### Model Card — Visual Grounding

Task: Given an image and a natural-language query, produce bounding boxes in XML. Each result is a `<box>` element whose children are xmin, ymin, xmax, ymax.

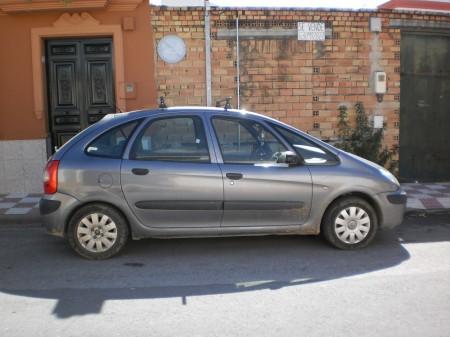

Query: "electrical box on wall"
<box><xmin>373</xmin><ymin>115</ymin><xmax>384</xmax><ymax>129</ymax></box>
<box><xmin>374</xmin><ymin>71</ymin><xmax>387</xmax><ymax>94</ymax></box>
<box><xmin>123</xmin><ymin>82</ymin><xmax>136</xmax><ymax>99</ymax></box>
<box><xmin>370</xmin><ymin>17</ymin><xmax>382</xmax><ymax>32</ymax></box>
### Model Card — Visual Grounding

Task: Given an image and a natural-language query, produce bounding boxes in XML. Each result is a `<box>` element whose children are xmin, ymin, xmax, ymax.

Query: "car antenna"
<box><xmin>215</xmin><ymin>96</ymin><xmax>232</xmax><ymax>110</ymax></box>
<box><xmin>159</xmin><ymin>96</ymin><xmax>168</xmax><ymax>109</ymax></box>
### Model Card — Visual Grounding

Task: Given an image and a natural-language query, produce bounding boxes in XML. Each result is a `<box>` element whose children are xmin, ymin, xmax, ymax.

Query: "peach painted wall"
<box><xmin>0</xmin><ymin>0</ymin><xmax>156</xmax><ymax>141</ymax></box>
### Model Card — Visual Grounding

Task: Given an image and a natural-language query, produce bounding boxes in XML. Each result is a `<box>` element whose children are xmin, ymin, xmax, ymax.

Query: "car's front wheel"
<box><xmin>321</xmin><ymin>197</ymin><xmax>378</xmax><ymax>249</ymax></box>
<box><xmin>67</xmin><ymin>204</ymin><xmax>129</xmax><ymax>259</ymax></box>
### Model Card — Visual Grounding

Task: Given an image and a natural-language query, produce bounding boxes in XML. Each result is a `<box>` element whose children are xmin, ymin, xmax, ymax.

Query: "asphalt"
<box><xmin>0</xmin><ymin>214</ymin><xmax>42</xmax><ymax>226</ymax></box>
<box><xmin>1</xmin><ymin>213</ymin><xmax>450</xmax><ymax>336</ymax></box>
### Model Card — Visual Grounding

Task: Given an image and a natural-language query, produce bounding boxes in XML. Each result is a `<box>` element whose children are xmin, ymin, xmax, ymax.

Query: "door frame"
<box><xmin>30</xmin><ymin>12</ymin><xmax>125</xmax><ymax>126</ymax></box>
<box><xmin>121</xmin><ymin>111</ymin><xmax>224</xmax><ymax>228</ymax></box>
<box><xmin>205</xmin><ymin>113</ymin><xmax>313</xmax><ymax>227</ymax></box>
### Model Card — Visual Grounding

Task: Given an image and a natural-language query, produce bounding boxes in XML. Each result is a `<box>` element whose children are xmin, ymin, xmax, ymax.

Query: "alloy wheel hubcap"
<box><xmin>334</xmin><ymin>206</ymin><xmax>371</xmax><ymax>244</ymax></box>
<box><xmin>77</xmin><ymin>213</ymin><xmax>118</xmax><ymax>253</ymax></box>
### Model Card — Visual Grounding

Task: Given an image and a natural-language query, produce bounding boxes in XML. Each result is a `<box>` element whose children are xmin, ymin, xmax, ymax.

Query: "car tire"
<box><xmin>67</xmin><ymin>204</ymin><xmax>129</xmax><ymax>259</ymax></box>
<box><xmin>321</xmin><ymin>197</ymin><xmax>378</xmax><ymax>250</ymax></box>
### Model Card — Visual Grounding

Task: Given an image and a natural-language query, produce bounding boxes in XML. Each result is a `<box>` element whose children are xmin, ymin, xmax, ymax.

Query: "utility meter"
<box><xmin>374</xmin><ymin>71</ymin><xmax>387</xmax><ymax>94</ymax></box>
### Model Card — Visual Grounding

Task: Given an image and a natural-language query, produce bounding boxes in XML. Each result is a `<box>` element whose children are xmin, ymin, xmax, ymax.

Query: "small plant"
<box><xmin>336</xmin><ymin>105</ymin><xmax>352</xmax><ymax>152</ymax></box>
<box><xmin>335</xmin><ymin>102</ymin><xmax>397</xmax><ymax>172</ymax></box>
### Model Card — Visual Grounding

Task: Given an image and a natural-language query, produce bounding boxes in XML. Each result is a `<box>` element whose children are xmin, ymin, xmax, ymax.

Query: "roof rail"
<box><xmin>158</xmin><ymin>96</ymin><xmax>168</xmax><ymax>109</ymax></box>
<box><xmin>215</xmin><ymin>96</ymin><xmax>232</xmax><ymax>110</ymax></box>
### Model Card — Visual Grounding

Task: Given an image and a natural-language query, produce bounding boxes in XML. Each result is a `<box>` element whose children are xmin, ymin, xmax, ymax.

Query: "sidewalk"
<box><xmin>0</xmin><ymin>193</ymin><xmax>41</xmax><ymax>225</ymax></box>
<box><xmin>1</xmin><ymin>183</ymin><xmax>450</xmax><ymax>225</ymax></box>
<box><xmin>402</xmin><ymin>182</ymin><xmax>450</xmax><ymax>211</ymax></box>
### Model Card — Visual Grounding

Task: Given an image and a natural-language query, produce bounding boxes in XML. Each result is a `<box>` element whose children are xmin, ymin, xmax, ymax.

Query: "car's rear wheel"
<box><xmin>321</xmin><ymin>197</ymin><xmax>378</xmax><ymax>249</ymax></box>
<box><xmin>67</xmin><ymin>204</ymin><xmax>129</xmax><ymax>259</ymax></box>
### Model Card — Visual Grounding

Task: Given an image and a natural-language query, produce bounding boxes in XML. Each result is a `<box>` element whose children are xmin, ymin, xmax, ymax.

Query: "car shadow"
<box><xmin>7</xmin><ymin>216</ymin><xmax>445</xmax><ymax>319</ymax></box>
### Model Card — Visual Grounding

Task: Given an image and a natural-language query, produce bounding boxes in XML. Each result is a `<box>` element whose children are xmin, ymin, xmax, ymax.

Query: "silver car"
<box><xmin>40</xmin><ymin>107</ymin><xmax>406</xmax><ymax>259</ymax></box>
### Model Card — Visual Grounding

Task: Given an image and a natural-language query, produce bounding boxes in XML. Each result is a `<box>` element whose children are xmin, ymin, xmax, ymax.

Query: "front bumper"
<box><xmin>374</xmin><ymin>188</ymin><xmax>407</xmax><ymax>229</ymax></box>
<box><xmin>39</xmin><ymin>192</ymin><xmax>81</xmax><ymax>238</ymax></box>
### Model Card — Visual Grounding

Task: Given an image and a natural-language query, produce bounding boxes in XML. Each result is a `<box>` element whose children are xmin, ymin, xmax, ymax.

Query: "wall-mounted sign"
<box><xmin>157</xmin><ymin>35</ymin><xmax>186</xmax><ymax>64</ymax></box>
<box><xmin>297</xmin><ymin>22</ymin><xmax>325</xmax><ymax>41</ymax></box>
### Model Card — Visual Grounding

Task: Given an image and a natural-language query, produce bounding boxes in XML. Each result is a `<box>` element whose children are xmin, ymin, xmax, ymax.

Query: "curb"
<box><xmin>405</xmin><ymin>208</ymin><xmax>450</xmax><ymax>217</ymax></box>
<box><xmin>0</xmin><ymin>214</ymin><xmax>42</xmax><ymax>228</ymax></box>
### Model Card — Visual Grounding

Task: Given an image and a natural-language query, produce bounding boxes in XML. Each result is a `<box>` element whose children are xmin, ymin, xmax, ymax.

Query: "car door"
<box><xmin>209</xmin><ymin>115</ymin><xmax>313</xmax><ymax>227</ymax></box>
<box><xmin>121</xmin><ymin>114</ymin><xmax>223</xmax><ymax>228</ymax></box>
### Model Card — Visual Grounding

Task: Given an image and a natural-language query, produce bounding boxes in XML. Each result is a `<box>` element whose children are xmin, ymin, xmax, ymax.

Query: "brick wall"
<box><xmin>151</xmin><ymin>7</ymin><xmax>450</xmax><ymax>162</ymax></box>
<box><xmin>151</xmin><ymin>9</ymin><xmax>207</xmax><ymax>106</ymax></box>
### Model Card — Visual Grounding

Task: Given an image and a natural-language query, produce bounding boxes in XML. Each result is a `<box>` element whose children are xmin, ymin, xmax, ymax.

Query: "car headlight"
<box><xmin>379</xmin><ymin>167</ymin><xmax>400</xmax><ymax>187</ymax></box>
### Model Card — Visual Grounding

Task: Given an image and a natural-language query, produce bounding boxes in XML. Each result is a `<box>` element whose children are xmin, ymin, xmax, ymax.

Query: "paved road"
<box><xmin>1</xmin><ymin>214</ymin><xmax>450</xmax><ymax>337</ymax></box>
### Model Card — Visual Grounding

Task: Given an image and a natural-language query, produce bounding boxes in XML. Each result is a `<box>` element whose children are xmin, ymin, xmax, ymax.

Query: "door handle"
<box><xmin>226</xmin><ymin>172</ymin><xmax>243</xmax><ymax>180</ymax></box>
<box><xmin>132</xmin><ymin>168</ymin><xmax>149</xmax><ymax>176</ymax></box>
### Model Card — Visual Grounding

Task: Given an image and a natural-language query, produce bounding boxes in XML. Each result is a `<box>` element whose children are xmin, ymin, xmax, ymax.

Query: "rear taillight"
<box><xmin>43</xmin><ymin>160</ymin><xmax>59</xmax><ymax>194</ymax></box>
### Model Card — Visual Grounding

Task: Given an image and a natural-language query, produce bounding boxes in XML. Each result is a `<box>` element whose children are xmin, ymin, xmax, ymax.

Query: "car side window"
<box><xmin>131</xmin><ymin>116</ymin><xmax>210</xmax><ymax>163</ymax></box>
<box><xmin>86</xmin><ymin>120</ymin><xmax>140</xmax><ymax>158</ymax></box>
<box><xmin>212</xmin><ymin>117</ymin><xmax>287</xmax><ymax>164</ymax></box>
<box><xmin>272</xmin><ymin>124</ymin><xmax>339</xmax><ymax>165</ymax></box>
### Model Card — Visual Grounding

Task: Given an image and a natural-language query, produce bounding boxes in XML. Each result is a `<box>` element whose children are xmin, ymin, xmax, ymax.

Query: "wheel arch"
<box><xmin>64</xmin><ymin>201</ymin><xmax>131</xmax><ymax>237</ymax></box>
<box><xmin>319</xmin><ymin>191</ymin><xmax>382</xmax><ymax>232</ymax></box>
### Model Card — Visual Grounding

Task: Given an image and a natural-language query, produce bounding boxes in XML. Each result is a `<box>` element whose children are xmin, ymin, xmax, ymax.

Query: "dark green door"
<box><xmin>46</xmin><ymin>38</ymin><xmax>115</xmax><ymax>150</ymax></box>
<box><xmin>400</xmin><ymin>33</ymin><xmax>450</xmax><ymax>182</ymax></box>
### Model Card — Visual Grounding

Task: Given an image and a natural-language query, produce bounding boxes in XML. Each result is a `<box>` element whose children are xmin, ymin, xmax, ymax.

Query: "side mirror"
<box><xmin>277</xmin><ymin>151</ymin><xmax>302</xmax><ymax>167</ymax></box>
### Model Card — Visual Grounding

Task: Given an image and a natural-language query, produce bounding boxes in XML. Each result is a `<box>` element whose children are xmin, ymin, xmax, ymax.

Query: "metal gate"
<box><xmin>46</xmin><ymin>38</ymin><xmax>116</xmax><ymax>150</ymax></box>
<box><xmin>400</xmin><ymin>33</ymin><xmax>450</xmax><ymax>182</ymax></box>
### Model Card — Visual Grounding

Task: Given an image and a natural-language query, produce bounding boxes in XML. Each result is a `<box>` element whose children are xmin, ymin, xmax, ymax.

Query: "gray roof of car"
<box><xmin>105</xmin><ymin>106</ymin><xmax>265</xmax><ymax>121</ymax></box>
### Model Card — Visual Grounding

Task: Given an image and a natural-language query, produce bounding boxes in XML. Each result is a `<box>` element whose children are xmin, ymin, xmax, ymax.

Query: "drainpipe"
<box><xmin>204</xmin><ymin>0</ymin><xmax>212</xmax><ymax>106</ymax></box>
<box><xmin>236</xmin><ymin>16</ymin><xmax>240</xmax><ymax>109</ymax></box>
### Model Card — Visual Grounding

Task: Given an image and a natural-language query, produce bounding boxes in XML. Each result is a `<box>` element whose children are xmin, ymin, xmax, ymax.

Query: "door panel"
<box><xmin>210</xmin><ymin>116</ymin><xmax>312</xmax><ymax>227</ymax></box>
<box><xmin>46</xmin><ymin>38</ymin><xmax>115</xmax><ymax>150</ymax></box>
<box><xmin>400</xmin><ymin>33</ymin><xmax>450</xmax><ymax>181</ymax></box>
<box><xmin>88</xmin><ymin>62</ymin><xmax>109</xmax><ymax>105</ymax></box>
<box><xmin>84</xmin><ymin>41</ymin><xmax>116</xmax><ymax>124</ymax></box>
<box><xmin>55</xmin><ymin>63</ymin><xmax>77</xmax><ymax>106</ymax></box>
<box><xmin>220</xmin><ymin>164</ymin><xmax>312</xmax><ymax>227</ymax></box>
<box><xmin>47</xmin><ymin>41</ymin><xmax>83</xmax><ymax>148</ymax></box>
<box><xmin>121</xmin><ymin>161</ymin><xmax>223</xmax><ymax>228</ymax></box>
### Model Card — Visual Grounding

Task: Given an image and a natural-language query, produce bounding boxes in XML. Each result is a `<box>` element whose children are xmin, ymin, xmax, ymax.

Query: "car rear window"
<box><xmin>86</xmin><ymin>120</ymin><xmax>140</xmax><ymax>158</ymax></box>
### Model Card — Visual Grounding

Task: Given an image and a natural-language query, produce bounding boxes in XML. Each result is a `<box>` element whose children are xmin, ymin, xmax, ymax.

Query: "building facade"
<box><xmin>0</xmin><ymin>1</ymin><xmax>449</xmax><ymax>193</ymax></box>
<box><xmin>0</xmin><ymin>0</ymin><xmax>157</xmax><ymax>193</ymax></box>
<box><xmin>151</xmin><ymin>4</ymin><xmax>450</xmax><ymax>182</ymax></box>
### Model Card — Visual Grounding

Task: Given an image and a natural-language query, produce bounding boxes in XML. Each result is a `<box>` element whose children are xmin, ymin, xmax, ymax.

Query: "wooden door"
<box><xmin>46</xmin><ymin>38</ymin><xmax>115</xmax><ymax>150</ymax></box>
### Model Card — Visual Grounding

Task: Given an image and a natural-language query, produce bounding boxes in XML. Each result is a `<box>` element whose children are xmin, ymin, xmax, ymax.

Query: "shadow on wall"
<box><xmin>1</xmin><ymin>214</ymin><xmax>449</xmax><ymax>319</ymax></box>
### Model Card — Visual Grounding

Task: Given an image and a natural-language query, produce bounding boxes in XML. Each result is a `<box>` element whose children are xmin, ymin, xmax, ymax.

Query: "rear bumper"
<box><xmin>375</xmin><ymin>188</ymin><xmax>407</xmax><ymax>229</ymax></box>
<box><xmin>40</xmin><ymin>192</ymin><xmax>81</xmax><ymax>238</ymax></box>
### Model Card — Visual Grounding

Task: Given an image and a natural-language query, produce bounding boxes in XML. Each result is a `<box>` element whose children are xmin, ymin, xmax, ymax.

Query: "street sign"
<box><xmin>297</xmin><ymin>22</ymin><xmax>325</xmax><ymax>41</ymax></box>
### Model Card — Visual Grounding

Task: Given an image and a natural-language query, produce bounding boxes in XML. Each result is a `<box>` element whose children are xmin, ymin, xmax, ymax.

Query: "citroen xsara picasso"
<box><xmin>40</xmin><ymin>107</ymin><xmax>406</xmax><ymax>259</ymax></box>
